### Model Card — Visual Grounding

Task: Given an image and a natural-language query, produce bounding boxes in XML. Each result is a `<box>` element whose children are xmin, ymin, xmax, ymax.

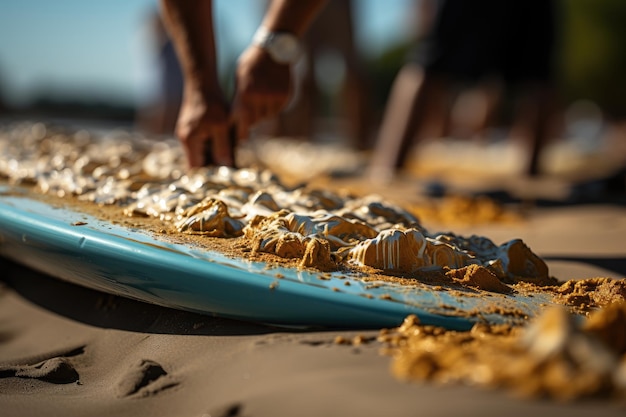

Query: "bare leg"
<box><xmin>341</xmin><ymin>56</ymin><xmax>371</xmax><ymax>150</ymax></box>
<box><xmin>510</xmin><ymin>83</ymin><xmax>556</xmax><ymax>176</ymax></box>
<box><xmin>450</xmin><ymin>79</ymin><xmax>502</xmax><ymax>140</ymax></box>
<box><xmin>369</xmin><ymin>64</ymin><xmax>447</xmax><ymax>180</ymax></box>
<box><xmin>274</xmin><ymin>0</ymin><xmax>371</xmax><ymax>146</ymax></box>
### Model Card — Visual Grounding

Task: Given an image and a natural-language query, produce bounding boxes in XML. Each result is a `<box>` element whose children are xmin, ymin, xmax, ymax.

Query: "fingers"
<box><xmin>232</xmin><ymin>96</ymin><xmax>286</xmax><ymax>142</ymax></box>
<box><xmin>209</xmin><ymin>125</ymin><xmax>233</xmax><ymax>166</ymax></box>
<box><xmin>182</xmin><ymin>92</ymin><xmax>284</xmax><ymax>168</ymax></box>
<box><xmin>181</xmin><ymin>126</ymin><xmax>233</xmax><ymax>168</ymax></box>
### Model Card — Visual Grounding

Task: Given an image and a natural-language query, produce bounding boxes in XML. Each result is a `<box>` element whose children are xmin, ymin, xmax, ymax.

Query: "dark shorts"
<box><xmin>413</xmin><ymin>0</ymin><xmax>557</xmax><ymax>84</ymax></box>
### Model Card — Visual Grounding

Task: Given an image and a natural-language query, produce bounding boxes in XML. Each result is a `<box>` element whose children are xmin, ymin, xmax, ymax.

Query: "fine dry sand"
<box><xmin>1</xmin><ymin>158</ymin><xmax>626</xmax><ymax>416</ymax></box>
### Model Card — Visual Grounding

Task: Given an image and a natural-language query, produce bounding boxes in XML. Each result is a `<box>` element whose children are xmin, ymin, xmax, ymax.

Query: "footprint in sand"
<box><xmin>116</xmin><ymin>359</ymin><xmax>179</xmax><ymax>398</ymax></box>
<box><xmin>0</xmin><ymin>346</ymin><xmax>84</xmax><ymax>384</ymax></box>
<box><xmin>0</xmin><ymin>357</ymin><xmax>79</xmax><ymax>384</ymax></box>
<box><xmin>204</xmin><ymin>402</ymin><xmax>246</xmax><ymax>417</ymax></box>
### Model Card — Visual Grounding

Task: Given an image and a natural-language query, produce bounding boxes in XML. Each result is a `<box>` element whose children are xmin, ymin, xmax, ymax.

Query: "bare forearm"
<box><xmin>159</xmin><ymin>0</ymin><xmax>231</xmax><ymax>168</ymax></box>
<box><xmin>159</xmin><ymin>0</ymin><xmax>219</xmax><ymax>93</ymax></box>
<box><xmin>261</xmin><ymin>0</ymin><xmax>328</xmax><ymax>35</ymax></box>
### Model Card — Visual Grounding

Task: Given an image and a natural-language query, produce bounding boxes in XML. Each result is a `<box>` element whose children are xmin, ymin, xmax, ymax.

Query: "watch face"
<box><xmin>271</xmin><ymin>34</ymin><xmax>301</xmax><ymax>64</ymax></box>
<box><xmin>253</xmin><ymin>27</ymin><xmax>302</xmax><ymax>64</ymax></box>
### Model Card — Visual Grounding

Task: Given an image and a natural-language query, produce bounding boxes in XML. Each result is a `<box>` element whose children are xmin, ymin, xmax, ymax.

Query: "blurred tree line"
<box><xmin>560</xmin><ymin>0</ymin><xmax>626</xmax><ymax>120</ymax></box>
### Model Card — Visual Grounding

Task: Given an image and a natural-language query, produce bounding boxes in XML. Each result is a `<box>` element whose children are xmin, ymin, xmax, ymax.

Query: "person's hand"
<box><xmin>176</xmin><ymin>87</ymin><xmax>232</xmax><ymax>167</ymax></box>
<box><xmin>232</xmin><ymin>46</ymin><xmax>292</xmax><ymax>140</ymax></box>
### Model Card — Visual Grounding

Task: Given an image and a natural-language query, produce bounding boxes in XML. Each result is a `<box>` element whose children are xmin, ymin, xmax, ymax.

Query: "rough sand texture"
<box><xmin>1</xmin><ymin>260</ymin><xmax>625</xmax><ymax>417</ymax></box>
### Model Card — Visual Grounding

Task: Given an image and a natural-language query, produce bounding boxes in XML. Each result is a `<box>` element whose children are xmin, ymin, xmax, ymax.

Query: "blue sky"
<box><xmin>0</xmin><ymin>0</ymin><xmax>415</xmax><ymax>108</ymax></box>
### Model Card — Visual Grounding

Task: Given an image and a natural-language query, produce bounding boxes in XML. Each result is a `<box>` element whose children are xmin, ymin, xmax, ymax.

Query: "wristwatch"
<box><xmin>252</xmin><ymin>26</ymin><xmax>302</xmax><ymax>65</ymax></box>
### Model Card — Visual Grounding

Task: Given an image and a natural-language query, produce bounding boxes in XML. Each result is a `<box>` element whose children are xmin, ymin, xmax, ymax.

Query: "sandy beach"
<box><xmin>1</xmin><ymin>154</ymin><xmax>625</xmax><ymax>417</ymax></box>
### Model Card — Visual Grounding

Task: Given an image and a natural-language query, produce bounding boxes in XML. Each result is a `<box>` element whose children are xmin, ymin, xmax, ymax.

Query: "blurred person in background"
<box><xmin>369</xmin><ymin>0</ymin><xmax>559</xmax><ymax>180</ymax></box>
<box><xmin>136</xmin><ymin>11</ymin><xmax>184</xmax><ymax>136</ymax></box>
<box><xmin>273</xmin><ymin>0</ymin><xmax>372</xmax><ymax>150</ymax></box>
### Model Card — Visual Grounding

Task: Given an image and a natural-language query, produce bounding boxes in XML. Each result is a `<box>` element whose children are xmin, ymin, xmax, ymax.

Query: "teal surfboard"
<box><xmin>0</xmin><ymin>185</ymin><xmax>553</xmax><ymax>329</ymax></box>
